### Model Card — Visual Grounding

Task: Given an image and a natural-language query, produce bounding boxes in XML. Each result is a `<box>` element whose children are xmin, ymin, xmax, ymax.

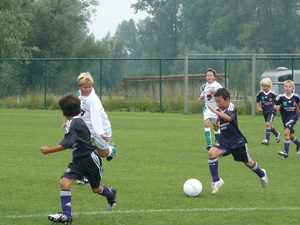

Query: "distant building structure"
<box><xmin>260</xmin><ymin>67</ymin><xmax>300</xmax><ymax>94</ymax></box>
<box><xmin>122</xmin><ymin>74</ymin><xmax>227</xmax><ymax>100</ymax></box>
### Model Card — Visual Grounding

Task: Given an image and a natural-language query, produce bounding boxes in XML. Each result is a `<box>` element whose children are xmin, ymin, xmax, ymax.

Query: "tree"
<box><xmin>21</xmin><ymin>0</ymin><xmax>100</xmax><ymax>93</ymax></box>
<box><xmin>0</xmin><ymin>0</ymin><xmax>37</xmax><ymax>58</ymax></box>
<box><xmin>132</xmin><ymin>0</ymin><xmax>182</xmax><ymax>58</ymax></box>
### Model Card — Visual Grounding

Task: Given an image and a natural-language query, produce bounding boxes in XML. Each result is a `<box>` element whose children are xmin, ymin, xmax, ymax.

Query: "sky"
<box><xmin>88</xmin><ymin>0</ymin><xmax>148</xmax><ymax>40</ymax></box>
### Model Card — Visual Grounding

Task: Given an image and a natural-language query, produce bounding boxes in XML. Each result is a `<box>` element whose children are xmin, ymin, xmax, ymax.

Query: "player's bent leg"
<box><xmin>96</xmin><ymin>148</ymin><xmax>110</xmax><ymax>158</ymax></box>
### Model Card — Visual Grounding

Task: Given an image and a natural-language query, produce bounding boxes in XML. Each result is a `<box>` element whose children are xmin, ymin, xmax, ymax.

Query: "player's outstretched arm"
<box><xmin>40</xmin><ymin>145</ymin><xmax>66</xmax><ymax>155</ymax></box>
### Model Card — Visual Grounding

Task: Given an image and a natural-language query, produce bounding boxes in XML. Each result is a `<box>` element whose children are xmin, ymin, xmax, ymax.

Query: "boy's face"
<box><xmin>205</xmin><ymin>71</ymin><xmax>215</xmax><ymax>84</ymax></box>
<box><xmin>79</xmin><ymin>83</ymin><xmax>93</xmax><ymax>96</ymax></box>
<box><xmin>261</xmin><ymin>84</ymin><xmax>270</xmax><ymax>92</ymax></box>
<box><xmin>284</xmin><ymin>83</ymin><xmax>294</xmax><ymax>95</ymax></box>
<box><xmin>215</xmin><ymin>96</ymin><xmax>230</xmax><ymax>110</ymax></box>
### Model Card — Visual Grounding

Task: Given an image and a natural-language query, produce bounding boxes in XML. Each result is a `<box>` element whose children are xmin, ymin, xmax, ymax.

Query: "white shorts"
<box><xmin>203</xmin><ymin>108</ymin><xmax>219</xmax><ymax>125</ymax></box>
<box><xmin>91</xmin><ymin>127</ymin><xmax>112</xmax><ymax>150</ymax></box>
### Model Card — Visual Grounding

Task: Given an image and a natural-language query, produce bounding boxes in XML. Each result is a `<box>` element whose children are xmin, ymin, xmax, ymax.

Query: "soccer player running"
<box><xmin>207</xmin><ymin>88</ymin><xmax>268</xmax><ymax>194</ymax></box>
<box><xmin>74</xmin><ymin>72</ymin><xmax>116</xmax><ymax>185</ymax></box>
<box><xmin>256</xmin><ymin>77</ymin><xmax>280</xmax><ymax>145</ymax></box>
<box><xmin>40</xmin><ymin>94</ymin><xmax>116</xmax><ymax>224</ymax></box>
<box><xmin>199</xmin><ymin>68</ymin><xmax>222</xmax><ymax>150</ymax></box>
<box><xmin>274</xmin><ymin>80</ymin><xmax>300</xmax><ymax>158</ymax></box>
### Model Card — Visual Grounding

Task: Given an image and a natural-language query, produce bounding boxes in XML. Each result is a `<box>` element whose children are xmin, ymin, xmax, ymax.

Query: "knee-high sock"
<box><xmin>60</xmin><ymin>190</ymin><xmax>71</xmax><ymax>217</ymax></box>
<box><xmin>205</xmin><ymin>128</ymin><xmax>212</xmax><ymax>145</ymax></box>
<box><xmin>208</xmin><ymin>158</ymin><xmax>219</xmax><ymax>182</ymax></box>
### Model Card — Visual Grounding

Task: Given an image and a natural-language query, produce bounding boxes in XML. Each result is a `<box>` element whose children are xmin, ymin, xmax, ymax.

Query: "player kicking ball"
<box><xmin>207</xmin><ymin>88</ymin><xmax>268</xmax><ymax>194</ymax></box>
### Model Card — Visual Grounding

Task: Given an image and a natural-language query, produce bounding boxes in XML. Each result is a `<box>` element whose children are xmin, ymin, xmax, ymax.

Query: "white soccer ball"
<box><xmin>183</xmin><ymin>178</ymin><xmax>202</xmax><ymax>197</ymax></box>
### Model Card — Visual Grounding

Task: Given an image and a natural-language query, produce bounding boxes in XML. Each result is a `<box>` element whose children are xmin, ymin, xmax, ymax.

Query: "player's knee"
<box><xmin>96</xmin><ymin>148</ymin><xmax>109</xmax><ymax>157</ymax></box>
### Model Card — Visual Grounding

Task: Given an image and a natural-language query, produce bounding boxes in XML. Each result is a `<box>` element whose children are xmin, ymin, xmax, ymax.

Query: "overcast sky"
<box><xmin>88</xmin><ymin>0</ymin><xmax>148</xmax><ymax>40</ymax></box>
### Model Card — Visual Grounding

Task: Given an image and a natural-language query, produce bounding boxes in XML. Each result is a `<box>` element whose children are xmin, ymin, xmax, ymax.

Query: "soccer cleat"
<box><xmin>260</xmin><ymin>169</ymin><xmax>268</xmax><ymax>188</ymax></box>
<box><xmin>76</xmin><ymin>177</ymin><xmax>90</xmax><ymax>185</ymax></box>
<box><xmin>211</xmin><ymin>178</ymin><xmax>224</xmax><ymax>195</ymax></box>
<box><xmin>296</xmin><ymin>146</ymin><xmax>300</xmax><ymax>155</ymax></box>
<box><xmin>107</xmin><ymin>143</ymin><xmax>116</xmax><ymax>161</ymax></box>
<box><xmin>278</xmin><ymin>150</ymin><xmax>288</xmax><ymax>158</ymax></box>
<box><xmin>107</xmin><ymin>187</ymin><xmax>117</xmax><ymax>210</ymax></box>
<box><xmin>206</xmin><ymin>144</ymin><xmax>212</xmax><ymax>150</ymax></box>
<box><xmin>48</xmin><ymin>212</ymin><xmax>72</xmax><ymax>224</ymax></box>
<box><xmin>275</xmin><ymin>132</ymin><xmax>280</xmax><ymax>143</ymax></box>
<box><xmin>261</xmin><ymin>140</ymin><xmax>269</xmax><ymax>145</ymax></box>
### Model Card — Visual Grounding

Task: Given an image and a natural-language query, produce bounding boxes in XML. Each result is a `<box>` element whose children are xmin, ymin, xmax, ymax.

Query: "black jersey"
<box><xmin>256</xmin><ymin>90</ymin><xmax>277</xmax><ymax>115</ymax></box>
<box><xmin>60</xmin><ymin>116</ymin><xmax>95</xmax><ymax>158</ymax></box>
<box><xmin>217</xmin><ymin>102</ymin><xmax>247</xmax><ymax>150</ymax></box>
<box><xmin>274</xmin><ymin>93</ymin><xmax>300</xmax><ymax>124</ymax></box>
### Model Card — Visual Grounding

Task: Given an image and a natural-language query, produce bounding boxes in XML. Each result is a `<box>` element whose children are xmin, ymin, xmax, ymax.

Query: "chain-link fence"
<box><xmin>1</xmin><ymin>55</ymin><xmax>300</xmax><ymax>113</ymax></box>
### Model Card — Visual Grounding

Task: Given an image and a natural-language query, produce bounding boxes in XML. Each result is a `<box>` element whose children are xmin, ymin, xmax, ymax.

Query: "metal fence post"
<box><xmin>99</xmin><ymin>59</ymin><xmax>103</xmax><ymax>100</ymax></box>
<box><xmin>44</xmin><ymin>60</ymin><xmax>48</xmax><ymax>109</ymax></box>
<box><xmin>184</xmin><ymin>54</ymin><xmax>189</xmax><ymax>114</ymax></box>
<box><xmin>251</xmin><ymin>54</ymin><xmax>256</xmax><ymax>116</ymax></box>
<box><xmin>159</xmin><ymin>59</ymin><xmax>163</xmax><ymax>113</ymax></box>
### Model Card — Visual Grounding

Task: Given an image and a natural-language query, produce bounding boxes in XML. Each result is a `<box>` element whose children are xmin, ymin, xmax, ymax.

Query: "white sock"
<box><xmin>108</xmin><ymin>145</ymin><xmax>113</xmax><ymax>156</ymax></box>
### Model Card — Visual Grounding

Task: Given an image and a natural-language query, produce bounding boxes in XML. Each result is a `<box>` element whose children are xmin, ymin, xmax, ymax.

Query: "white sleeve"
<box><xmin>89</xmin><ymin>98</ymin><xmax>104</xmax><ymax>136</ymax></box>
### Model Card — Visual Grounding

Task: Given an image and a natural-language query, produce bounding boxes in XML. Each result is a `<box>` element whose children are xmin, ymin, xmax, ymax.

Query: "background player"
<box><xmin>199</xmin><ymin>68</ymin><xmax>223</xmax><ymax>150</ymax></box>
<box><xmin>274</xmin><ymin>80</ymin><xmax>300</xmax><ymax>158</ymax></box>
<box><xmin>256</xmin><ymin>77</ymin><xmax>280</xmax><ymax>145</ymax></box>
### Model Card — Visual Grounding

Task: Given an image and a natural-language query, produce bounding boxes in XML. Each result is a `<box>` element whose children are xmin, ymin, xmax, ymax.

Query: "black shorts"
<box><xmin>218</xmin><ymin>143</ymin><xmax>252</xmax><ymax>163</ymax></box>
<box><xmin>263</xmin><ymin>113</ymin><xmax>275</xmax><ymax>123</ymax></box>
<box><xmin>284</xmin><ymin>120</ymin><xmax>297</xmax><ymax>134</ymax></box>
<box><xmin>62</xmin><ymin>151</ymin><xmax>103</xmax><ymax>189</ymax></box>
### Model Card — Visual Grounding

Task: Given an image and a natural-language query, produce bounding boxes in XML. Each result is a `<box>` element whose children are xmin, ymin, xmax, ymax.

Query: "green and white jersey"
<box><xmin>200</xmin><ymin>81</ymin><xmax>222</xmax><ymax>112</ymax></box>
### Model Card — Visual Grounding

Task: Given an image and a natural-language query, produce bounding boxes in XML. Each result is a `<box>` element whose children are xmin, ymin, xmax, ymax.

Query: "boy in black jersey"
<box><xmin>40</xmin><ymin>94</ymin><xmax>116</xmax><ymax>225</ymax></box>
<box><xmin>207</xmin><ymin>88</ymin><xmax>268</xmax><ymax>195</ymax></box>
<box><xmin>274</xmin><ymin>80</ymin><xmax>300</xmax><ymax>158</ymax></box>
<box><xmin>256</xmin><ymin>77</ymin><xmax>280</xmax><ymax>145</ymax></box>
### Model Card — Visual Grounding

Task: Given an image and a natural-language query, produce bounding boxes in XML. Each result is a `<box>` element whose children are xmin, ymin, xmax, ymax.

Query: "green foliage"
<box><xmin>0</xmin><ymin>0</ymin><xmax>38</xmax><ymax>58</ymax></box>
<box><xmin>1</xmin><ymin>109</ymin><xmax>300</xmax><ymax>225</ymax></box>
<box><xmin>0</xmin><ymin>94</ymin><xmax>254</xmax><ymax>115</ymax></box>
<box><xmin>0</xmin><ymin>93</ymin><xmax>59</xmax><ymax>110</ymax></box>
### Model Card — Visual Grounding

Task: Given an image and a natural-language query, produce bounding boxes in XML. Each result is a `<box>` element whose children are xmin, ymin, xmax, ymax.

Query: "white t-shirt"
<box><xmin>77</xmin><ymin>88</ymin><xmax>111</xmax><ymax>136</ymax></box>
<box><xmin>200</xmin><ymin>81</ymin><xmax>223</xmax><ymax>110</ymax></box>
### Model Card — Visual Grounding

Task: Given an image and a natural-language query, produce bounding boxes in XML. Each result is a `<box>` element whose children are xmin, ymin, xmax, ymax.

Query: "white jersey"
<box><xmin>200</xmin><ymin>81</ymin><xmax>222</xmax><ymax>110</ymax></box>
<box><xmin>77</xmin><ymin>88</ymin><xmax>111</xmax><ymax>136</ymax></box>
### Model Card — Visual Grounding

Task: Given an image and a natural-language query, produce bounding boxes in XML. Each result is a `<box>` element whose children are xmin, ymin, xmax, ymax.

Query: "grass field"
<box><xmin>1</xmin><ymin>109</ymin><xmax>300</xmax><ymax>225</ymax></box>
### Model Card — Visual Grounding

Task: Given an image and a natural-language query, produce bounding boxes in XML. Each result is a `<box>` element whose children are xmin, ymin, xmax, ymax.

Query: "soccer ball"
<box><xmin>183</xmin><ymin>178</ymin><xmax>202</xmax><ymax>197</ymax></box>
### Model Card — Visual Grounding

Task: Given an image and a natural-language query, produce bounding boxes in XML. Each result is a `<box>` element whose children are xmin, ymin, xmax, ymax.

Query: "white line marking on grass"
<box><xmin>6</xmin><ymin>207</ymin><xmax>300</xmax><ymax>219</ymax></box>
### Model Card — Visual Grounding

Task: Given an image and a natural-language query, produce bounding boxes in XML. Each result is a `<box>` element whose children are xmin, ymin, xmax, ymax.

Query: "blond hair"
<box><xmin>284</xmin><ymin>79</ymin><xmax>295</xmax><ymax>88</ymax></box>
<box><xmin>77</xmin><ymin>72</ymin><xmax>94</xmax><ymax>87</ymax></box>
<box><xmin>260</xmin><ymin>78</ymin><xmax>272</xmax><ymax>87</ymax></box>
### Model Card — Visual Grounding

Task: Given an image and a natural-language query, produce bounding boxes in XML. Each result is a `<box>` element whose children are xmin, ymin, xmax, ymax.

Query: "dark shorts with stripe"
<box><xmin>263</xmin><ymin>113</ymin><xmax>275</xmax><ymax>123</ymax></box>
<box><xmin>217</xmin><ymin>142</ymin><xmax>252</xmax><ymax>163</ymax></box>
<box><xmin>62</xmin><ymin>151</ymin><xmax>103</xmax><ymax>189</ymax></box>
<box><xmin>284</xmin><ymin>119</ymin><xmax>297</xmax><ymax>134</ymax></box>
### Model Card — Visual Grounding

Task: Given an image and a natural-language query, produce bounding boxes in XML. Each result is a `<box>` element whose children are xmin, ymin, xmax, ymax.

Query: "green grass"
<box><xmin>1</xmin><ymin>109</ymin><xmax>300</xmax><ymax>225</ymax></box>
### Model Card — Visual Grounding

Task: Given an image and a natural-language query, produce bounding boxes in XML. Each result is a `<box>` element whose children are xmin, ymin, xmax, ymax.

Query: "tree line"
<box><xmin>1</xmin><ymin>0</ymin><xmax>300</xmax><ymax>97</ymax></box>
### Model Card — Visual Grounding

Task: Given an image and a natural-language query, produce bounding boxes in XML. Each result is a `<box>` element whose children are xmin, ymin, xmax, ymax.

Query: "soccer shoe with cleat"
<box><xmin>107</xmin><ymin>187</ymin><xmax>117</xmax><ymax>210</ymax></box>
<box><xmin>206</xmin><ymin>144</ymin><xmax>212</xmax><ymax>150</ymax></box>
<box><xmin>275</xmin><ymin>132</ymin><xmax>280</xmax><ymax>143</ymax></box>
<box><xmin>106</xmin><ymin>143</ymin><xmax>116</xmax><ymax>161</ymax></box>
<box><xmin>261</xmin><ymin>139</ymin><xmax>269</xmax><ymax>145</ymax></box>
<box><xmin>260</xmin><ymin>169</ymin><xmax>268</xmax><ymax>188</ymax></box>
<box><xmin>211</xmin><ymin>178</ymin><xmax>224</xmax><ymax>195</ymax></box>
<box><xmin>278</xmin><ymin>150</ymin><xmax>288</xmax><ymax>158</ymax></box>
<box><xmin>76</xmin><ymin>177</ymin><xmax>90</xmax><ymax>185</ymax></box>
<box><xmin>296</xmin><ymin>145</ymin><xmax>300</xmax><ymax>155</ymax></box>
<box><xmin>48</xmin><ymin>212</ymin><xmax>72</xmax><ymax>225</ymax></box>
